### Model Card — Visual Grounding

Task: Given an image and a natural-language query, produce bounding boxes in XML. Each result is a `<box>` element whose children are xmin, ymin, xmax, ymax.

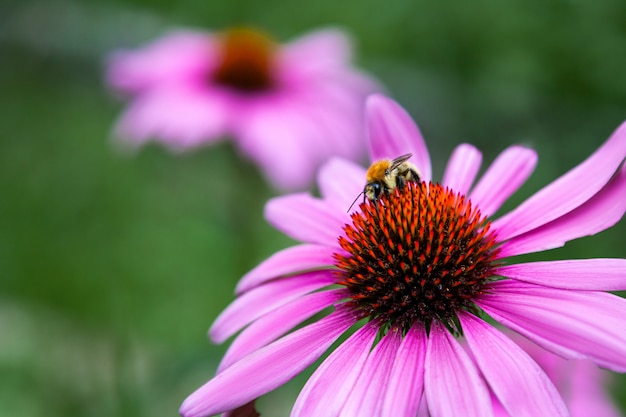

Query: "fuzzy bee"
<box><xmin>348</xmin><ymin>153</ymin><xmax>421</xmax><ymax>211</ymax></box>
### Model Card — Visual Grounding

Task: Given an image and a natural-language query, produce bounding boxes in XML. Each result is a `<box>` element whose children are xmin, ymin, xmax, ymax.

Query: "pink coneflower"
<box><xmin>106</xmin><ymin>27</ymin><xmax>379</xmax><ymax>190</ymax></box>
<box><xmin>492</xmin><ymin>333</ymin><xmax>623</xmax><ymax>417</ymax></box>
<box><xmin>180</xmin><ymin>95</ymin><xmax>626</xmax><ymax>417</ymax></box>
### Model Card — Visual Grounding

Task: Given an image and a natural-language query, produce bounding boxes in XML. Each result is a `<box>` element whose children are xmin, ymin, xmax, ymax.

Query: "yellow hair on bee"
<box><xmin>350</xmin><ymin>153</ymin><xmax>420</xmax><ymax>210</ymax></box>
<box><xmin>366</xmin><ymin>160</ymin><xmax>391</xmax><ymax>182</ymax></box>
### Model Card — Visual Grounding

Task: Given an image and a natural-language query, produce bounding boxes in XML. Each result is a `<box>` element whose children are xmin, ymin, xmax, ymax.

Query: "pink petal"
<box><xmin>339</xmin><ymin>328</ymin><xmax>402</xmax><ymax>416</ymax></box>
<box><xmin>264</xmin><ymin>193</ymin><xmax>346</xmax><ymax>247</ymax></box>
<box><xmin>460</xmin><ymin>313</ymin><xmax>568</xmax><ymax>417</ymax></box>
<box><xmin>493</xmin><ymin>121</ymin><xmax>626</xmax><ymax>241</ymax></box>
<box><xmin>218</xmin><ymin>289</ymin><xmax>344</xmax><ymax>372</ymax></box>
<box><xmin>282</xmin><ymin>89</ymin><xmax>361</xmax><ymax>159</ymax></box>
<box><xmin>236</xmin><ymin>244</ymin><xmax>337</xmax><ymax>294</ymax></box>
<box><xmin>491</xmin><ymin>394</ymin><xmax>513</xmax><ymax>417</ymax></box>
<box><xmin>511</xmin><ymin>335</ymin><xmax>610</xmax><ymax>417</ymax></box>
<box><xmin>478</xmin><ymin>280</ymin><xmax>626</xmax><ymax>372</ymax></box>
<box><xmin>106</xmin><ymin>30</ymin><xmax>214</xmax><ymax>93</ymax></box>
<box><xmin>365</xmin><ymin>95</ymin><xmax>432</xmax><ymax>182</ymax></box>
<box><xmin>568</xmin><ymin>360</ymin><xmax>622</xmax><ymax>417</ymax></box>
<box><xmin>235</xmin><ymin>102</ymin><xmax>326</xmax><ymax>191</ymax></box>
<box><xmin>179</xmin><ymin>310</ymin><xmax>355</xmax><ymax>417</ymax></box>
<box><xmin>501</xmin><ymin>331</ymin><xmax>569</xmax><ymax>380</ymax></box>
<box><xmin>441</xmin><ymin>144</ymin><xmax>483</xmax><ymax>195</ymax></box>
<box><xmin>508</xmin><ymin>336</ymin><xmax>622</xmax><ymax>417</ymax></box>
<box><xmin>210</xmin><ymin>271</ymin><xmax>335</xmax><ymax>344</ymax></box>
<box><xmin>381</xmin><ymin>324</ymin><xmax>427</xmax><ymax>417</ymax></box>
<box><xmin>424</xmin><ymin>321</ymin><xmax>492</xmax><ymax>417</ymax></box>
<box><xmin>292</xmin><ymin>321</ymin><xmax>378</xmax><ymax>417</ymax></box>
<box><xmin>498</xmin><ymin>163</ymin><xmax>626</xmax><ymax>257</ymax></box>
<box><xmin>306</xmin><ymin>68</ymin><xmax>376</xmax><ymax>108</ymax></box>
<box><xmin>113</xmin><ymin>86</ymin><xmax>229</xmax><ymax>149</ymax></box>
<box><xmin>469</xmin><ymin>146</ymin><xmax>537</xmax><ymax>217</ymax></box>
<box><xmin>317</xmin><ymin>158</ymin><xmax>368</xmax><ymax>213</ymax></box>
<box><xmin>281</xmin><ymin>28</ymin><xmax>352</xmax><ymax>74</ymax></box>
<box><xmin>268</xmin><ymin>77</ymin><xmax>368</xmax><ymax>158</ymax></box>
<box><xmin>495</xmin><ymin>258</ymin><xmax>626</xmax><ymax>291</ymax></box>
<box><xmin>417</xmin><ymin>395</ymin><xmax>429</xmax><ymax>417</ymax></box>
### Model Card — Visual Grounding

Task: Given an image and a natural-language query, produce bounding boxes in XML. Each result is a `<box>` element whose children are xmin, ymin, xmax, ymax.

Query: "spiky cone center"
<box><xmin>211</xmin><ymin>27</ymin><xmax>276</xmax><ymax>93</ymax></box>
<box><xmin>335</xmin><ymin>182</ymin><xmax>500</xmax><ymax>332</ymax></box>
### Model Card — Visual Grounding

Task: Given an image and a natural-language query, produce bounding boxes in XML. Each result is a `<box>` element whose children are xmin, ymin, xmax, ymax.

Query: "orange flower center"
<box><xmin>334</xmin><ymin>182</ymin><xmax>500</xmax><ymax>331</ymax></box>
<box><xmin>211</xmin><ymin>27</ymin><xmax>276</xmax><ymax>93</ymax></box>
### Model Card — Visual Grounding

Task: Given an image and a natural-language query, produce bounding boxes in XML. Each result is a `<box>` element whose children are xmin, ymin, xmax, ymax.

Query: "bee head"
<box><xmin>364</xmin><ymin>181</ymin><xmax>383</xmax><ymax>202</ymax></box>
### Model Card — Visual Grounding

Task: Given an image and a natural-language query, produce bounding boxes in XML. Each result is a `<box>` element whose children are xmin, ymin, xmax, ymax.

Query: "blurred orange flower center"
<box><xmin>211</xmin><ymin>27</ymin><xmax>276</xmax><ymax>93</ymax></box>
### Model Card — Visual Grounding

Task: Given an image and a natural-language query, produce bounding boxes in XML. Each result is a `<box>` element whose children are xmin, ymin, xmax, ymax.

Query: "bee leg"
<box><xmin>395</xmin><ymin>176</ymin><xmax>407</xmax><ymax>189</ymax></box>
<box><xmin>409</xmin><ymin>169</ymin><xmax>421</xmax><ymax>182</ymax></box>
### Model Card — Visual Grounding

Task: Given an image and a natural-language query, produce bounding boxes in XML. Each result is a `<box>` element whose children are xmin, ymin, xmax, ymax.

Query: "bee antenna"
<box><xmin>347</xmin><ymin>191</ymin><xmax>364</xmax><ymax>213</ymax></box>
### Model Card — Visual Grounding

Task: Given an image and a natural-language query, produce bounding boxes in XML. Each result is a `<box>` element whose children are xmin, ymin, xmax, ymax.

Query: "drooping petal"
<box><xmin>381</xmin><ymin>324</ymin><xmax>427</xmax><ymax>417</ymax></box>
<box><xmin>236</xmin><ymin>83</ymin><xmax>366</xmax><ymax>191</ymax></box>
<box><xmin>478</xmin><ymin>280</ymin><xmax>626</xmax><ymax>372</ymax></box>
<box><xmin>210</xmin><ymin>271</ymin><xmax>335</xmax><ymax>343</ymax></box>
<box><xmin>441</xmin><ymin>144</ymin><xmax>483</xmax><ymax>195</ymax></box>
<box><xmin>417</xmin><ymin>396</ymin><xmax>429</xmax><ymax>417</ymax></box>
<box><xmin>281</xmin><ymin>28</ymin><xmax>352</xmax><ymax>74</ymax></box>
<box><xmin>271</xmin><ymin>71</ymin><xmax>372</xmax><ymax>163</ymax></box>
<box><xmin>236</xmin><ymin>244</ymin><xmax>337</xmax><ymax>294</ymax></box>
<box><xmin>498</xmin><ymin>164</ymin><xmax>626</xmax><ymax>258</ymax></box>
<box><xmin>469</xmin><ymin>146</ymin><xmax>537</xmax><ymax>217</ymax></box>
<box><xmin>235</xmin><ymin>101</ymin><xmax>328</xmax><ymax>191</ymax></box>
<box><xmin>180</xmin><ymin>309</ymin><xmax>356</xmax><ymax>417</ymax></box>
<box><xmin>460</xmin><ymin>313</ymin><xmax>568</xmax><ymax>417</ymax></box>
<box><xmin>106</xmin><ymin>30</ymin><xmax>214</xmax><ymax>93</ymax></box>
<box><xmin>491</xmin><ymin>394</ymin><xmax>513</xmax><ymax>417</ymax></box>
<box><xmin>365</xmin><ymin>95</ymin><xmax>432</xmax><ymax>181</ymax></box>
<box><xmin>509</xmin><ymin>333</ymin><xmax>622</xmax><ymax>417</ymax></box>
<box><xmin>218</xmin><ymin>289</ymin><xmax>344</xmax><ymax>372</ymax></box>
<box><xmin>264</xmin><ymin>193</ymin><xmax>346</xmax><ymax>247</ymax></box>
<box><xmin>493</xmin><ymin>121</ymin><xmax>626</xmax><ymax>241</ymax></box>
<box><xmin>339</xmin><ymin>328</ymin><xmax>402</xmax><ymax>416</ymax></box>
<box><xmin>317</xmin><ymin>158</ymin><xmax>368</xmax><ymax>213</ymax></box>
<box><xmin>113</xmin><ymin>86</ymin><xmax>229</xmax><ymax>149</ymax></box>
<box><xmin>424</xmin><ymin>321</ymin><xmax>492</xmax><ymax>417</ymax></box>
<box><xmin>292</xmin><ymin>321</ymin><xmax>378</xmax><ymax>417</ymax></box>
<box><xmin>495</xmin><ymin>259</ymin><xmax>626</xmax><ymax>291</ymax></box>
<box><xmin>286</xmin><ymin>88</ymin><xmax>363</xmax><ymax>159</ymax></box>
<box><xmin>567</xmin><ymin>360</ymin><xmax>622</xmax><ymax>417</ymax></box>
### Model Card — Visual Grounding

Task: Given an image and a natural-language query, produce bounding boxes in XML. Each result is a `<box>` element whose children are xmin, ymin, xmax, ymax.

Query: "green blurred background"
<box><xmin>1</xmin><ymin>0</ymin><xmax>626</xmax><ymax>415</ymax></box>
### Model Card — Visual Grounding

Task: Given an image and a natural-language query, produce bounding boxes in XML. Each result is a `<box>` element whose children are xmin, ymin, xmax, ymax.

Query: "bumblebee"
<box><xmin>349</xmin><ymin>153</ymin><xmax>421</xmax><ymax>211</ymax></box>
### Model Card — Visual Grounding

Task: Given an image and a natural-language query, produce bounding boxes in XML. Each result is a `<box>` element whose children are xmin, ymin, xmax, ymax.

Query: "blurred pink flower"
<box><xmin>180</xmin><ymin>95</ymin><xmax>626</xmax><ymax>417</ymax></box>
<box><xmin>106</xmin><ymin>27</ymin><xmax>380</xmax><ymax>190</ymax></box>
<box><xmin>492</xmin><ymin>333</ymin><xmax>622</xmax><ymax>417</ymax></box>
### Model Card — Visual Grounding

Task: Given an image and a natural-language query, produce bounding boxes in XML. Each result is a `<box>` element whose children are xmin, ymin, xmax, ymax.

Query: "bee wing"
<box><xmin>389</xmin><ymin>153</ymin><xmax>413</xmax><ymax>171</ymax></box>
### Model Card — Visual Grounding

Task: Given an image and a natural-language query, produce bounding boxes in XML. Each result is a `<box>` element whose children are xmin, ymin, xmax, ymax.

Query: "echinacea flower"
<box><xmin>492</xmin><ymin>332</ymin><xmax>623</xmax><ymax>417</ymax></box>
<box><xmin>180</xmin><ymin>95</ymin><xmax>626</xmax><ymax>417</ymax></box>
<box><xmin>106</xmin><ymin>27</ymin><xmax>380</xmax><ymax>190</ymax></box>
